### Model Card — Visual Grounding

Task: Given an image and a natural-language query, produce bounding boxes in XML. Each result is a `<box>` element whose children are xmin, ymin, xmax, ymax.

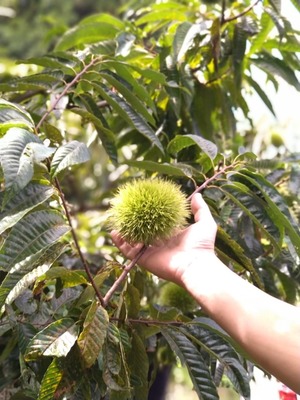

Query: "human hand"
<box><xmin>111</xmin><ymin>193</ymin><xmax>217</xmax><ymax>286</ymax></box>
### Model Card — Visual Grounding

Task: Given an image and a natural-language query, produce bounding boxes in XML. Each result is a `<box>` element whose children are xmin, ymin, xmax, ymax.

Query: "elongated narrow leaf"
<box><xmin>0</xmin><ymin>128</ymin><xmax>55</xmax><ymax>205</ymax></box>
<box><xmin>0</xmin><ymin>184</ymin><xmax>54</xmax><ymax>234</ymax></box>
<box><xmin>77</xmin><ymin>301</ymin><xmax>109</xmax><ymax>368</ymax></box>
<box><xmin>55</xmin><ymin>22</ymin><xmax>119</xmax><ymax>51</ymax></box>
<box><xmin>220</xmin><ymin>182</ymin><xmax>282</xmax><ymax>252</ymax></box>
<box><xmin>50</xmin><ymin>140</ymin><xmax>90</xmax><ymax>177</ymax></box>
<box><xmin>0</xmin><ymin>242</ymin><xmax>67</xmax><ymax>311</ymax></box>
<box><xmin>234</xmin><ymin>170</ymin><xmax>300</xmax><ymax>255</ymax></box>
<box><xmin>0</xmin><ymin>210</ymin><xmax>70</xmax><ymax>272</ymax></box>
<box><xmin>91</xmin><ymin>82</ymin><xmax>164</xmax><ymax>154</ymax></box>
<box><xmin>126</xmin><ymin>160</ymin><xmax>196</xmax><ymax>177</ymax></box>
<box><xmin>168</xmin><ymin>134</ymin><xmax>218</xmax><ymax>160</ymax></box>
<box><xmin>38</xmin><ymin>358</ymin><xmax>64</xmax><ymax>400</ymax></box>
<box><xmin>245</xmin><ymin>75</ymin><xmax>276</xmax><ymax>116</ymax></box>
<box><xmin>216</xmin><ymin>226</ymin><xmax>264</xmax><ymax>288</ymax></box>
<box><xmin>99</xmin><ymin>71</ymin><xmax>156</xmax><ymax>125</ymax></box>
<box><xmin>0</xmin><ymin>99</ymin><xmax>34</xmax><ymax>135</ymax></box>
<box><xmin>252</xmin><ymin>52</ymin><xmax>300</xmax><ymax>90</ymax></box>
<box><xmin>25</xmin><ymin>318</ymin><xmax>79</xmax><ymax>360</ymax></box>
<box><xmin>184</xmin><ymin>324</ymin><xmax>250</xmax><ymax>399</ymax></box>
<box><xmin>78</xmin><ymin>94</ymin><xmax>118</xmax><ymax>164</ymax></box>
<box><xmin>162</xmin><ymin>327</ymin><xmax>219</xmax><ymax>400</ymax></box>
<box><xmin>0</xmin><ymin>72</ymin><xmax>64</xmax><ymax>93</ymax></box>
<box><xmin>127</xmin><ymin>331</ymin><xmax>149</xmax><ymax>400</ymax></box>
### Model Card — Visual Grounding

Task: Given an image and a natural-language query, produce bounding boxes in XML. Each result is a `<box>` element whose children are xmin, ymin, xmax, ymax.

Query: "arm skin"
<box><xmin>111</xmin><ymin>193</ymin><xmax>300</xmax><ymax>394</ymax></box>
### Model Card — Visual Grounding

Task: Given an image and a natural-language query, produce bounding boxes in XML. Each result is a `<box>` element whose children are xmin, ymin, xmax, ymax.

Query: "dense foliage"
<box><xmin>0</xmin><ymin>0</ymin><xmax>300</xmax><ymax>399</ymax></box>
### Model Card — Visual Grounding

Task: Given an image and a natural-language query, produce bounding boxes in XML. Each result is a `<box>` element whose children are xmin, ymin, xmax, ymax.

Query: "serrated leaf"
<box><xmin>25</xmin><ymin>318</ymin><xmax>79</xmax><ymax>360</ymax></box>
<box><xmin>0</xmin><ymin>184</ymin><xmax>54</xmax><ymax>234</ymax></box>
<box><xmin>55</xmin><ymin>22</ymin><xmax>119</xmax><ymax>51</ymax></box>
<box><xmin>90</xmin><ymin>82</ymin><xmax>164</xmax><ymax>154</ymax></box>
<box><xmin>235</xmin><ymin>170</ymin><xmax>300</xmax><ymax>255</ymax></box>
<box><xmin>0</xmin><ymin>210</ymin><xmax>70</xmax><ymax>272</ymax></box>
<box><xmin>99</xmin><ymin>71</ymin><xmax>155</xmax><ymax>125</ymax></box>
<box><xmin>0</xmin><ymin>243</ymin><xmax>67</xmax><ymax>312</ymax></box>
<box><xmin>77</xmin><ymin>301</ymin><xmax>109</xmax><ymax>368</ymax></box>
<box><xmin>77</xmin><ymin>94</ymin><xmax>118</xmax><ymax>164</ymax></box>
<box><xmin>184</xmin><ymin>323</ymin><xmax>250</xmax><ymax>399</ymax></box>
<box><xmin>38</xmin><ymin>358</ymin><xmax>64</xmax><ymax>400</ymax></box>
<box><xmin>126</xmin><ymin>160</ymin><xmax>195</xmax><ymax>177</ymax></box>
<box><xmin>0</xmin><ymin>71</ymin><xmax>64</xmax><ymax>93</ymax></box>
<box><xmin>0</xmin><ymin>99</ymin><xmax>34</xmax><ymax>135</ymax></box>
<box><xmin>252</xmin><ymin>52</ymin><xmax>300</xmax><ymax>90</ymax></box>
<box><xmin>41</xmin><ymin>267</ymin><xmax>87</xmax><ymax>288</ymax></box>
<box><xmin>216</xmin><ymin>225</ymin><xmax>264</xmax><ymax>289</ymax></box>
<box><xmin>220</xmin><ymin>181</ymin><xmax>282</xmax><ymax>252</ymax></box>
<box><xmin>50</xmin><ymin>140</ymin><xmax>90</xmax><ymax>177</ymax></box>
<box><xmin>127</xmin><ymin>332</ymin><xmax>149</xmax><ymax>400</ymax></box>
<box><xmin>162</xmin><ymin>327</ymin><xmax>219</xmax><ymax>400</ymax></box>
<box><xmin>168</xmin><ymin>134</ymin><xmax>218</xmax><ymax>160</ymax></box>
<box><xmin>0</xmin><ymin>128</ymin><xmax>55</xmax><ymax>205</ymax></box>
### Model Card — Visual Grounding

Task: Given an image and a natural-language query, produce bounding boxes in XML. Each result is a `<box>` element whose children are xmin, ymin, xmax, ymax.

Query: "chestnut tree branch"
<box><xmin>54</xmin><ymin>178</ymin><xmax>105</xmax><ymax>307</ymax></box>
<box><xmin>36</xmin><ymin>56</ymin><xmax>101</xmax><ymax>131</ymax></box>
<box><xmin>103</xmin><ymin>245</ymin><xmax>148</xmax><ymax>307</ymax></box>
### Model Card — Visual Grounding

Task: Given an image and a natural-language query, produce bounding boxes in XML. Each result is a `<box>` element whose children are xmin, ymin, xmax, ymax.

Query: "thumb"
<box><xmin>191</xmin><ymin>193</ymin><xmax>216</xmax><ymax>227</ymax></box>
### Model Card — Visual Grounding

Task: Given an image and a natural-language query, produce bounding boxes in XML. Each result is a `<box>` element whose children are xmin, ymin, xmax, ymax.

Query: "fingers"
<box><xmin>111</xmin><ymin>230</ymin><xmax>144</xmax><ymax>260</ymax></box>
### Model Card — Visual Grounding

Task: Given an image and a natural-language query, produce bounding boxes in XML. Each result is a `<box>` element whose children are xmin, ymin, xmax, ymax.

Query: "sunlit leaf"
<box><xmin>25</xmin><ymin>318</ymin><xmax>79</xmax><ymax>360</ymax></box>
<box><xmin>0</xmin><ymin>210</ymin><xmax>70</xmax><ymax>272</ymax></box>
<box><xmin>50</xmin><ymin>140</ymin><xmax>90</xmax><ymax>177</ymax></box>
<box><xmin>162</xmin><ymin>327</ymin><xmax>219</xmax><ymax>400</ymax></box>
<box><xmin>77</xmin><ymin>301</ymin><xmax>109</xmax><ymax>368</ymax></box>
<box><xmin>0</xmin><ymin>184</ymin><xmax>54</xmax><ymax>234</ymax></box>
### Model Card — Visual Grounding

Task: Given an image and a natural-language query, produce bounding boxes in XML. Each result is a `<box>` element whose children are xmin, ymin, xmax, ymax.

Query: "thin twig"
<box><xmin>36</xmin><ymin>56</ymin><xmax>101</xmax><ymax>131</ymax></box>
<box><xmin>187</xmin><ymin>163</ymin><xmax>235</xmax><ymax>201</ymax></box>
<box><xmin>54</xmin><ymin>178</ymin><xmax>105</xmax><ymax>307</ymax></box>
<box><xmin>110</xmin><ymin>317</ymin><xmax>184</xmax><ymax>326</ymax></box>
<box><xmin>103</xmin><ymin>245</ymin><xmax>148</xmax><ymax>307</ymax></box>
<box><xmin>222</xmin><ymin>0</ymin><xmax>260</xmax><ymax>24</ymax></box>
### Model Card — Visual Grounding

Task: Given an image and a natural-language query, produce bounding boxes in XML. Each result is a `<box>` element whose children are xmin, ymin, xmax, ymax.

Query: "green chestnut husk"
<box><xmin>159</xmin><ymin>282</ymin><xmax>197</xmax><ymax>313</ymax></box>
<box><xmin>108</xmin><ymin>178</ymin><xmax>190</xmax><ymax>245</ymax></box>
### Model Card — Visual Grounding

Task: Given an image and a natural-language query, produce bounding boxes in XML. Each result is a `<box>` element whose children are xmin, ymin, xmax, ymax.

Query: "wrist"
<box><xmin>179</xmin><ymin>252</ymin><xmax>232</xmax><ymax>310</ymax></box>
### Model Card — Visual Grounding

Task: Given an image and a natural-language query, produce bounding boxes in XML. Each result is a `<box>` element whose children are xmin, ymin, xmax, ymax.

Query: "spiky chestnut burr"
<box><xmin>109</xmin><ymin>178</ymin><xmax>190</xmax><ymax>245</ymax></box>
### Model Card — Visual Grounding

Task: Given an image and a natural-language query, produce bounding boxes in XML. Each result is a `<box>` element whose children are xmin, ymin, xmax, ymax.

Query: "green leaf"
<box><xmin>101</xmin><ymin>60</ymin><xmax>159</xmax><ymax>111</ymax></box>
<box><xmin>162</xmin><ymin>327</ymin><xmax>219</xmax><ymax>400</ymax></box>
<box><xmin>126</xmin><ymin>160</ymin><xmax>195</xmax><ymax>177</ymax></box>
<box><xmin>0</xmin><ymin>210</ymin><xmax>70</xmax><ymax>272</ymax></box>
<box><xmin>252</xmin><ymin>52</ymin><xmax>300</xmax><ymax>90</ymax></box>
<box><xmin>55</xmin><ymin>22</ymin><xmax>119</xmax><ymax>51</ymax></box>
<box><xmin>41</xmin><ymin>267</ymin><xmax>87</xmax><ymax>288</ymax></box>
<box><xmin>216</xmin><ymin>226</ymin><xmax>264</xmax><ymax>289</ymax></box>
<box><xmin>0</xmin><ymin>243</ymin><xmax>67</xmax><ymax>311</ymax></box>
<box><xmin>0</xmin><ymin>99</ymin><xmax>35</xmax><ymax>135</ymax></box>
<box><xmin>77</xmin><ymin>301</ymin><xmax>109</xmax><ymax>368</ymax></box>
<box><xmin>99</xmin><ymin>70</ymin><xmax>155</xmax><ymax>125</ymax></box>
<box><xmin>77</xmin><ymin>93</ymin><xmax>118</xmax><ymax>164</ymax></box>
<box><xmin>184</xmin><ymin>323</ymin><xmax>250</xmax><ymax>398</ymax></box>
<box><xmin>38</xmin><ymin>358</ymin><xmax>64</xmax><ymax>400</ymax></box>
<box><xmin>91</xmin><ymin>82</ymin><xmax>164</xmax><ymax>154</ymax></box>
<box><xmin>235</xmin><ymin>170</ymin><xmax>300</xmax><ymax>255</ymax></box>
<box><xmin>0</xmin><ymin>128</ymin><xmax>55</xmax><ymax>205</ymax></box>
<box><xmin>220</xmin><ymin>182</ymin><xmax>282</xmax><ymax>252</ymax></box>
<box><xmin>245</xmin><ymin>75</ymin><xmax>276</xmax><ymax>116</ymax></box>
<box><xmin>50</xmin><ymin>140</ymin><xmax>90</xmax><ymax>177</ymax></box>
<box><xmin>0</xmin><ymin>184</ymin><xmax>54</xmax><ymax>234</ymax></box>
<box><xmin>25</xmin><ymin>318</ymin><xmax>79</xmax><ymax>360</ymax></box>
<box><xmin>0</xmin><ymin>71</ymin><xmax>64</xmax><ymax>93</ymax></box>
<box><xmin>167</xmin><ymin>134</ymin><xmax>218</xmax><ymax>160</ymax></box>
<box><xmin>127</xmin><ymin>332</ymin><xmax>149</xmax><ymax>400</ymax></box>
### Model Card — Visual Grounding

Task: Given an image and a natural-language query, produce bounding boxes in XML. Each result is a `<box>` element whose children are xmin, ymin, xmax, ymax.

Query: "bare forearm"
<box><xmin>181</xmin><ymin>254</ymin><xmax>300</xmax><ymax>393</ymax></box>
